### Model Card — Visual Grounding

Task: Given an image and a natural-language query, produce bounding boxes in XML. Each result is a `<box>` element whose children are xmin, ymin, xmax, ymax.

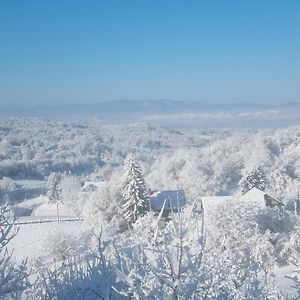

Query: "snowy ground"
<box><xmin>9</xmin><ymin>196</ymin><xmax>88</xmax><ymax>266</ymax></box>
<box><xmin>8</xmin><ymin>221</ymin><xmax>86</xmax><ymax>265</ymax></box>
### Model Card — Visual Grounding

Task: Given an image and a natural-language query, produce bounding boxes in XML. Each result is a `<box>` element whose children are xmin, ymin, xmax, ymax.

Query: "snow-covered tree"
<box><xmin>47</xmin><ymin>172</ymin><xmax>62</xmax><ymax>222</ymax></box>
<box><xmin>120</xmin><ymin>157</ymin><xmax>150</xmax><ymax>225</ymax></box>
<box><xmin>113</xmin><ymin>203</ymin><xmax>282</xmax><ymax>299</ymax></box>
<box><xmin>239</xmin><ymin>167</ymin><xmax>267</xmax><ymax>194</ymax></box>
<box><xmin>60</xmin><ymin>175</ymin><xmax>82</xmax><ymax>214</ymax></box>
<box><xmin>47</xmin><ymin>172</ymin><xmax>62</xmax><ymax>203</ymax></box>
<box><xmin>0</xmin><ymin>177</ymin><xmax>16</xmax><ymax>193</ymax></box>
<box><xmin>84</xmin><ymin>181</ymin><xmax>127</xmax><ymax>234</ymax></box>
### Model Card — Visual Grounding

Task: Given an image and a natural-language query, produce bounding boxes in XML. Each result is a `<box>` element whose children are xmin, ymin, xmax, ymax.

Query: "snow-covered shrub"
<box><xmin>113</xmin><ymin>204</ymin><xmax>281</xmax><ymax>299</ymax></box>
<box><xmin>207</xmin><ymin>200</ymin><xmax>277</xmax><ymax>279</ymax></box>
<box><xmin>44</xmin><ymin>231</ymin><xmax>85</xmax><ymax>263</ymax></box>
<box><xmin>112</xmin><ymin>204</ymin><xmax>205</xmax><ymax>299</ymax></box>
<box><xmin>33</xmin><ymin>234</ymin><xmax>118</xmax><ymax>300</ymax></box>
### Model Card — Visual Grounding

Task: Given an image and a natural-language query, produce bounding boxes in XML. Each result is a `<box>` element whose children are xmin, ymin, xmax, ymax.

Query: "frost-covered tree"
<box><xmin>114</xmin><ymin>203</ymin><xmax>282</xmax><ymax>299</ymax></box>
<box><xmin>47</xmin><ymin>172</ymin><xmax>62</xmax><ymax>203</ymax></box>
<box><xmin>47</xmin><ymin>172</ymin><xmax>62</xmax><ymax>222</ymax></box>
<box><xmin>0</xmin><ymin>202</ymin><xmax>29</xmax><ymax>298</ymax></box>
<box><xmin>84</xmin><ymin>181</ymin><xmax>127</xmax><ymax>234</ymax></box>
<box><xmin>239</xmin><ymin>167</ymin><xmax>267</xmax><ymax>194</ymax></box>
<box><xmin>60</xmin><ymin>175</ymin><xmax>82</xmax><ymax>214</ymax></box>
<box><xmin>0</xmin><ymin>177</ymin><xmax>16</xmax><ymax>193</ymax></box>
<box><xmin>120</xmin><ymin>157</ymin><xmax>150</xmax><ymax>225</ymax></box>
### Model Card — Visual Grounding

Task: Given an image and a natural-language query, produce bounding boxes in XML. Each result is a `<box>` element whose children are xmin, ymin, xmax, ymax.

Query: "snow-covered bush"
<box><xmin>207</xmin><ymin>200</ymin><xmax>277</xmax><ymax>279</ymax></box>
<box><xmin>44</xmin><ymin>231</ymin><xmax>85</xmax><ymax>263</ymax></box>
<box><xmin>113</xmin><ymin>204</ymin><xmax>281</xmax><ymax>299</ymax></box>
<box><xmin>33</xmin><ymin>233</ymin><xmax>118</xmax><ymax>300</ymax></box>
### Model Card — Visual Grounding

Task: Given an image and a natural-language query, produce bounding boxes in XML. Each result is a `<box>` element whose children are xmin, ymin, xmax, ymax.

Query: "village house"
<box><xmin>201</xmin><ymin>187</ymin><xmax>284</xmax><ymax>226</ymax></box>
<box><xmin>149</xmin><ymin>189</ymin><xmax>185</xmax><ymax>217</ymax></box>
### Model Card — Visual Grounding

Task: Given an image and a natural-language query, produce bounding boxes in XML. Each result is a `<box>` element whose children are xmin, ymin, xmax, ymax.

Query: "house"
<box><xmin>201</xmin><ymin>187</ymin><xmax>284</xmax><ymax>227</ymax></box>
<box><xmin>202</xmin><ymin>187</ymin><xmax>283</xmax><ymax>211</ymax></box>
<box><xmin>149</xmin><ymin>189</ymin><xmax>185</xmax><ymax>217</ymax></box>
<box><xmin>82</xmin><ymin>181</ymin><xmax>106</xmax><ymax>192</ymax></box>
<box><xmin>239</xmin><ymin>187</ymin><xmax>284</xmax><ymax>208</ymax></box>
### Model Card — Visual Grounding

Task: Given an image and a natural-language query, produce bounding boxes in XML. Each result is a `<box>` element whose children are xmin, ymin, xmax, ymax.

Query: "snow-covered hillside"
<box><xmin>1</xmin><ymin>118</ymin><xmax>300</xmax><ymax>298</ymax></box>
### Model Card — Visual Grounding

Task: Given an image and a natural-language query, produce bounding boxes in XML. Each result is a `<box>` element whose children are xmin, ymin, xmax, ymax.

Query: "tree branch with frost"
<box><xmin>0</xmin><ymin>201</ymin><xmax>29</xmax><ymax>298</ymax></box>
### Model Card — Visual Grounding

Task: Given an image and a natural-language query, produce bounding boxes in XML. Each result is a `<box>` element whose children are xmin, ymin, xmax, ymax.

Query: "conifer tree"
<box><xmin>239</xmin><ymin>167</ymin><xmax>266</xmax><ymax>194</ymax></box>
<box><xmin>120</xmin><ymin>157</ymin><xmax>150</xmax><ymax>225</ymax></box>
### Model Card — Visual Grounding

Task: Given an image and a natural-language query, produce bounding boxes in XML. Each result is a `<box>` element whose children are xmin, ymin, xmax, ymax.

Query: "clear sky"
<box><xmin>0</xmin><ymin>0</ymin><xmax>299</xmax><ymax>107</ymax></box>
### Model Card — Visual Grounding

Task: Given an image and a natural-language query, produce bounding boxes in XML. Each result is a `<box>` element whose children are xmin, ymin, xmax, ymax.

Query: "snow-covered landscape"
<box><xmin>1</xmin><ymin>117</ymin><xmax>300</xmax><ymax>298</ymax></box>
<box><xmin>1</xmin><ymin>0</ymin><xmax>300</xmax><ymax>298</ymax></box>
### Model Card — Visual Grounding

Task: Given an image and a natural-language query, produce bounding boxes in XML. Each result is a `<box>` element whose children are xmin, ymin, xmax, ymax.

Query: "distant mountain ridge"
<box><xmin>1</xmin><ymin>100</ymin><xmax>300</xmax><ymax>128</ymax></box>
<box><xmin>0</xmin><ymin>99</ymin><xmax>295</xmax><ymax>118</ymax></box>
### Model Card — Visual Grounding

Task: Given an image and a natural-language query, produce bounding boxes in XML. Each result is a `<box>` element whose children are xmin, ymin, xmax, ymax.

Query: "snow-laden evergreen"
<box><xmin>120</xmin><ymin>157</ymin><xmax>150</xmax><ymax>225</ymax></box>
<box><xmin>239</xmin><ymin>167</ymin><xmax>267</xmax><ymax>194</ymax></box>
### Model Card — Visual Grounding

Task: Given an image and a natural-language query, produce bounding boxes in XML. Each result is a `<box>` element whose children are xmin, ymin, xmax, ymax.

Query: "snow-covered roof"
<box><xmin>82</xmin><ymin>181</ymin><xmax>106</xmax><ymax>192</ymax></box>
<box><xmin>202</xmin><ymin>187</ymin><xmax>281</xmax><ymax>227</ymax></box>
<box><xmin>239</xmin><ymin>187</ymin><xmax>269</xmax><ymax>208</ymax></box>
<box><xmin>149</xmin><ymin>190</ymin><xmax>185</xmax><ymax>211</ymax></box>
<box><xmin>13</xmin><ymin>179</ymin><xmax>47</xmax><ymax>189</ymax></box>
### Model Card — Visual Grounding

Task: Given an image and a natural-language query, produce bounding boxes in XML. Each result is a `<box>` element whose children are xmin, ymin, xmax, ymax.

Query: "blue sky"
<box><xmin>0</xmin><ymin>0</ymin><xmax>299</xmax><ymax>107</ymax></box>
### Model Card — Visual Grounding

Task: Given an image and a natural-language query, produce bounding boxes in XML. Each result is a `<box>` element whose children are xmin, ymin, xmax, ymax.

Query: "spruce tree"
<box><xmin>239</xmin><ymin>167</ymin><xmax>266</xmax><ymax>194</ymax></box>
<box><xmin>120</xmin><ymin>157</ymin><xmax>150</xmax><ymax>225</ymax></box>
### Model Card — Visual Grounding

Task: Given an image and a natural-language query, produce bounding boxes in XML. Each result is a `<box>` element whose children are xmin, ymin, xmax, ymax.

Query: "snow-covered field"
<box><xmin>8</xmin><ymin>196</ymin><xmax>86</xmax><ymax>265</ymax></box>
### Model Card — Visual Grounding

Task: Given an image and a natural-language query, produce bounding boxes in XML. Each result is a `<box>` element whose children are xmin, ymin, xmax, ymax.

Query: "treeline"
<box><xmin>1</xmin><ymin>118</ymin><xmax>300</xmax><ymax>204</ymax></box>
